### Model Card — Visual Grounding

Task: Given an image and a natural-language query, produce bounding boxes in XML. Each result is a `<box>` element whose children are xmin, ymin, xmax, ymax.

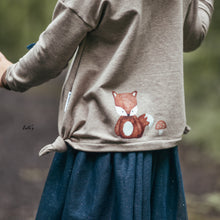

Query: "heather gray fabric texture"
<box><xmin>4</xmin><ymin>0</ymin><xmax>214</xmax><ymax>155</ymax></box>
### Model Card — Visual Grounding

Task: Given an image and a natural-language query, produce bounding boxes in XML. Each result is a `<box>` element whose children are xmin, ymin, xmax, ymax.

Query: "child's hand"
<box><xmin>0</xmin><ymin>52</ymin><xmax>13</xmax><ymax>87</ymax></box>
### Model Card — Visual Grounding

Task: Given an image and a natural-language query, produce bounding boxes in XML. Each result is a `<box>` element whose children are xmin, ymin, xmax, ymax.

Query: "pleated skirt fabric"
<box><xmin>36</xmin><ymin>144</ymin><xmax>188</xmax><ymax>220</ymax></box>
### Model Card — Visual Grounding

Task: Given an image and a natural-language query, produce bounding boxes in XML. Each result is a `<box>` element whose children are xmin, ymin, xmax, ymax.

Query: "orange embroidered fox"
<box><xmin>112</xmin><ymin>91</ymin><xmax>154</xmax><ymax>138</ymax></box>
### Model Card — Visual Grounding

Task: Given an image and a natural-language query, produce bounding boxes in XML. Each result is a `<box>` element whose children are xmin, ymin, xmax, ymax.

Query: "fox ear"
<box><xmin>112</xmin><ymin>91</ymin><xmax>117</xmax><ymax>98</ymax></box>
<box><xmin>131</xmin><ymin>91</ymin><xmax>137</xmax><ymax>97</ymax></box>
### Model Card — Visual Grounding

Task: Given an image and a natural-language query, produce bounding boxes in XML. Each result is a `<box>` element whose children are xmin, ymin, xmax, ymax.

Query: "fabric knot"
<box><xmin>39</xmin><ymin>136</ymin><xmax>68</xmax><ymax>157</ymax></box>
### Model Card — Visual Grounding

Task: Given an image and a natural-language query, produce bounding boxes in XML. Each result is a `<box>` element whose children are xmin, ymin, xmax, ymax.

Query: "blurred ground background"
<box><xmin>0</xmin><ymin>0</ymin><xmax>220</xmax><ymax>219</ymax></box>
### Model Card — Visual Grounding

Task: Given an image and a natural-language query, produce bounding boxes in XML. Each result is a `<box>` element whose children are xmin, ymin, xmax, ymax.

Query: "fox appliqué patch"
<box><xmin>112</xmin><ymin>91</ymin><xmax>167</xmax><ymax>138</ymax></box>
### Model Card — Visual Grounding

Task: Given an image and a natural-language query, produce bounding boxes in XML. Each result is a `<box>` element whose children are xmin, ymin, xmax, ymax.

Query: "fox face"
<box><xmin>112</xmin><ymin>91</ymin><xmax>138</xmax><ymax>116</ymax></box>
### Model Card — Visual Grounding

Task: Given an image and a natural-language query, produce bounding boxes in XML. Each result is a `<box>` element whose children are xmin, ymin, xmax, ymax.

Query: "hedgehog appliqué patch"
<box><xmin>112</xmin><ymin>91</ymin><xmax>167</xmax><ymax>139</ymax></box>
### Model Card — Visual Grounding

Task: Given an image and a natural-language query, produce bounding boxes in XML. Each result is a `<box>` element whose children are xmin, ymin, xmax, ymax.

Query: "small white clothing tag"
<box><xmin>64</xmin><ymin>91</ymin><xmax>72</xmax><ymax>112</ymax></box>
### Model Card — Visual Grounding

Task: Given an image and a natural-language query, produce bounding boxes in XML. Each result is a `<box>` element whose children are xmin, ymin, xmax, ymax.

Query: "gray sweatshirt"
<box><xmin>2</xmin><ymin>0</ymin><xmax>214</xmax><ymax>156</ymax></box>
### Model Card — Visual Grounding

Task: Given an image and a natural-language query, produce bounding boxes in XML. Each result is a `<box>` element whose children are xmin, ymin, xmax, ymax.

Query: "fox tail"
<box><xmin>138</xmin><ymin>113</ymin><xmax>154</xmax><ymax>130</ymax></box>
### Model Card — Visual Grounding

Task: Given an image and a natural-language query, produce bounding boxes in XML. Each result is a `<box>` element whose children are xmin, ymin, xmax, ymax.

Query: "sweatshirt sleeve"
<box><xmin>183</xmin><ymin>0</ymin><xmax>214</xmax><ymax>52</ymax></box>
<box><xmin>3</xmin><ymin>0</ymin><xmax>93</xmax><ymax>92</ymax></box>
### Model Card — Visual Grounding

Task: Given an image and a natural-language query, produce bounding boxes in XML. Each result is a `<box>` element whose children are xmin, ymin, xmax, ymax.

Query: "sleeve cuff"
<box><xmin>1</xmin><ymin>70</ymin><xmax>11</xmax><ymax>90</ymax></box>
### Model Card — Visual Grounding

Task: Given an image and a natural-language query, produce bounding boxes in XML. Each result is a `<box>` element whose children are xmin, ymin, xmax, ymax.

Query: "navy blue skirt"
<box><xmin>36</xmin><ymin>145</ymin><xmax>188</xmax><ymax>220</ymax></box>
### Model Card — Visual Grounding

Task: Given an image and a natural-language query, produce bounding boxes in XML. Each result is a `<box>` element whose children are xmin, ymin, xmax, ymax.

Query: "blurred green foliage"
<box><xmin>0</xmin><ymin>0</ymin><xmax>57</xmax><ymax>61</ymax></box>
<box><xmin>183</xmin><ymin>1</ymin><xmax>220</xmax><ymax>161</ymax></box>
<box><xmin>0</xmin><ymin>0</ymin><xmax>219</xmax><ymax>161</ymax></box>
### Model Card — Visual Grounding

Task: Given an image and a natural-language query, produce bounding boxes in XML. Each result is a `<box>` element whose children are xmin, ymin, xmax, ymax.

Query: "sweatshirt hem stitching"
<box><xmin>65</xmin><ymin>138</ymin><xmax>181</xmax><ymax>152</ymax></box>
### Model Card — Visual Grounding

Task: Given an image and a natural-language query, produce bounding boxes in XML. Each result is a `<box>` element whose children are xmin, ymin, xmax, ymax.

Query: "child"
<box><xmin>0</xmin><ymin>0</ymin><xmax>214</xmax><ymax>219</ymax></box>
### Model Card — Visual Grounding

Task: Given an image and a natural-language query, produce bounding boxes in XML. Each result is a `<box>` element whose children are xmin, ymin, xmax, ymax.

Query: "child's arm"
<box><xmin>184</xmin><ymin>0</ymin><xmax>214</xmax><ymax>52</ymax></box>
<box><xmin>0</xmin><ymin>53</ymin><xmax>13</xmax><ymax>89</ymax></box>
<box><xmin>0</xmin><ymin>0</ymin><xmax>93</xmax><ymax>92</ymax></box>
